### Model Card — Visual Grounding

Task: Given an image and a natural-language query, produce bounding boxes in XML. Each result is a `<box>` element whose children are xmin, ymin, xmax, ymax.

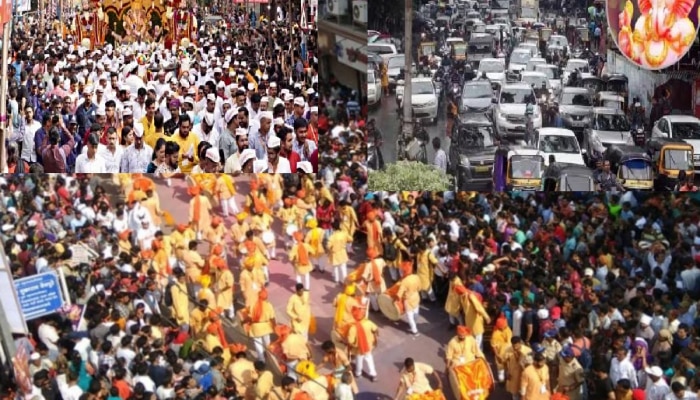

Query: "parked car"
<box><xmin>367</xmin><ymin>70</ymin><xmax>382</xmax><ymax>107</ymax></box>
<box><xmin>400</xmin><ymin>77</ymin><xmax>439</xmax><ymax>124</ymax></box>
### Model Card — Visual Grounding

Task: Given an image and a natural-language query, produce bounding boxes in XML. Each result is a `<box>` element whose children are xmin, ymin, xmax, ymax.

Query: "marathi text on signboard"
<box><xmin>14</xmin><ymin>273</ymin><xmax>64</xmax><ymax>320</ymax></box>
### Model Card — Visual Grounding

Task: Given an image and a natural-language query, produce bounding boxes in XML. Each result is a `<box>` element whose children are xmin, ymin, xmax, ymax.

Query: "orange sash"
<box><xmin>244</xmin><ymin>240</ymin><xmax>256</xmax><ymax>255</ymax></box>
<box><xmin>214</xmin><ymin>321</ymin><xmax>228</xmax><ymax>348</ymax></box>
<box><xmin>355</xmin><ymin>320</ymin><xmax>371</xmax><ymax>354</ymax></box>
<box><xmin>369</xmin><ymin>221</ymin><xmax>380</xmax><ymax>244</ymax></box>
<box><xmin>251</xmin><ymin>193</ymin><xmax>267</xmax><ymax>214</ymax></box>
<box><xmin>252</xmin><ymin>300</ymin><xmax>264</xmax><ymax>323</ymax></box>
<box><xmin>193</xmin><ymin>194</ymin><xmax>201</xmax><ymax>223</ymax></box>
<box><xmin>297</xmin><ymin>242</ymin><xmax>310</xmax><ymax>265</ymax></box>
<box><xmin>371</xmin><ymin>260</ymin><xmax>381</xmax><ymax>286</ymax></box>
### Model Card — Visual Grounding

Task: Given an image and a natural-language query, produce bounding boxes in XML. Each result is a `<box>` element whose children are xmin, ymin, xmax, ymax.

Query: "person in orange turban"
<box><xmin>491</xmin><ymin>314</ymin><xmax>513</xmax><ymax>382</ymax></box>
<box><xmin>347</xmin><ymin>306</ymin><xmax>379</xmax><ymax>382</ymax></box>
<box><xmin>176</xmin><ymin>223</ymin><xmax>188</xmax><ymax>233</ymax></box>
<box><xmin>188</xmin><ymin>183</ymin><xmax>213</xmax><ymax>240</ymax></box>
<box><xmin>445</xmin><ymin>324</ymin><xmax>482</xmax><ymax>369</ymax></box>
<box><xmin>229</xmin><ymin>343</ymin><xmax>247</xmax><ymax>355</ymax></box>
<box><xmin>249</xmin><ymin>288</ymin><xmax>276</xmax><ymax>362</ymax></box>
<box><xmin>363</xmin><ymin>210</ymin><xmax>383</xmax><ymax>258</ymax></box>
<box><xmin>290</xmin><ymin>230</ymin><xmax>314</xmax><ymax>290</ymax></box>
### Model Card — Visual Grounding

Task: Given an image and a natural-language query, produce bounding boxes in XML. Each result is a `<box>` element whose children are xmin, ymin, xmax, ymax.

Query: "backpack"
<box><xmin>383</xmin><ymin>238</ymin><xmax>398</xmax><ymax>261</ymax></box>
<box><xmin>570</xmin><ymin>341</ymin><xmax>592</xmax><ymax>371</ymax></box>
<box><xmin>163</xmin><ymin>281</ymin><xmax>175</xmax><ymax>307</ymax></box>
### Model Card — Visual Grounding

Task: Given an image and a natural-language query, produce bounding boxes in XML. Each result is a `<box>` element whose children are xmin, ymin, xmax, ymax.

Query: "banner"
<box><xmin>449</xmin><ymin>358</ymin><xmax>494</xmax><ymax>400</ymax></box>
<box><xmin>0</xmin><ymin>0</ymin><xmax>10</xmax><ymax>25</ymax></box>
<box><xmin>11</xmin><ymin>344</ymin><xmax>32</xmax><ymax>395</ymax></box>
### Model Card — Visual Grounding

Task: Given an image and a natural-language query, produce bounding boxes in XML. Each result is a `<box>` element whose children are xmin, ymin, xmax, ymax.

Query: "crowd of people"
<box><xmin>4</xmin><ymin>4</ymin><xmax>318</xmax><ymax>174</ymax></box>
<box><xmin>7</xmin><ymin>177</ymin><xmax>700</xmax><ymax>400</ymax></box>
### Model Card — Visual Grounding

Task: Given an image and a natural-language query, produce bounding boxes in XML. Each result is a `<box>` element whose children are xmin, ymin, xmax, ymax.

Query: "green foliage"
<box><xmin>368</xmin><ymin>161</ymin><xmax>453</xmax><ymax>191</ymax></box>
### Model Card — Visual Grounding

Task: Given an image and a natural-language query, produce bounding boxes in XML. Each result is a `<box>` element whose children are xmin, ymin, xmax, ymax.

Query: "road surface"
<box><xmin>370</xmin><ymin>93</ymin><xmax>450</xmax><ymax>167</ymax></box>
<box><xmin>138</xmin><ymin>176</ymin><xmax>510</xmax><ymax>400</ymax></box>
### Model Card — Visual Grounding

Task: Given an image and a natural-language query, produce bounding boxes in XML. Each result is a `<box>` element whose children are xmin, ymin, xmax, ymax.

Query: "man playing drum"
<box><xmin>396</xmin><ymin>262</ymin><xmax>423</xmax><ymax>337</ymax></box>
<box><xmin>445</xmin><ymin>325</ymin><xmax>484</xmax><ymax>369</ymax></box>
<box><xmin>395</xmin><ymin>358</ymin><xmax>444</xmax><ymax>398</ymax></box>
<box><xmin>362</xmin><ymin>249</ymin><xmax>387</xmax><ymax>313</ymax></box>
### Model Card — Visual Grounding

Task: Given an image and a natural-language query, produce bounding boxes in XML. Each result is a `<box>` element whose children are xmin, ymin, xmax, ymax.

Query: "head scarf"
<box><xmin>457</xmin><ymin>325</ymin><xmax>471</xmax><ymax>337</ymax></box>
<box><xmin>352</xmin><ymin>307</ymin><xmax>371</xmax><ymax>354</ymax></box>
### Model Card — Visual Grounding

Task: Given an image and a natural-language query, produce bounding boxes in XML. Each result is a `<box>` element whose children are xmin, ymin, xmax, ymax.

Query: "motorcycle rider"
<box><xmin>595</xmin><ymin>160</ymin><xmax>625</xmax><ymax>191</ymax></box>
<box><xmin>630</xmin><ymin>99</ymin><xmax>645</xmax><ymax>129</ymax></box>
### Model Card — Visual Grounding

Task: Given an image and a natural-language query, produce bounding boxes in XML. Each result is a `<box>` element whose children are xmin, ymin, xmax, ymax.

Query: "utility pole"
<box><xmin>399</xmin><ymin>0</ymin><xmax>412</xmax><ymax>161</ymax></box>
<box><xmin>0</xmin><ymin>21</ymin><xmax>10</xmax><ymax>173</ymax></box>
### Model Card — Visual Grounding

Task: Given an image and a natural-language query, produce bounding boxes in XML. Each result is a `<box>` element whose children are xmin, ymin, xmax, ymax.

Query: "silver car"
<box><xmin>558</xmin><ymin>87</ymin><xmax>592</xmax><ymax>132</ymax></box>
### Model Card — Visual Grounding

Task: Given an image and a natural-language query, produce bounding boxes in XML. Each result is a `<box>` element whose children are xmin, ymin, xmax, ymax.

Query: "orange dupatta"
<box><xmin>352</xmin><ymin>308</ymin><xmax>371</xmax><ymax>354</ymax></box>
<box><xmin>189</xmin><ymin>186</ymin><xmax>202</xmax><ymax>223</ymax></box>
<box><xmin>371</xmin><ymin>260</ymin><xmax>381</xmax><ymax>286</ymax></box>
<box><xmin>252</xmin><ymin>290</ymin><xmax>268</xmax><ymax>322</ymax></box>
<box><xmin>297</xmin><ymin>241</ymin><xmax>310</xmax><ymax>265</ymax></box>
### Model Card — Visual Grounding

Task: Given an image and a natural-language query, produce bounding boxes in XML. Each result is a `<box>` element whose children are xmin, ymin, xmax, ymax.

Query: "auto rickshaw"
<box><xmin>604</xmin><ymin>145</ymin><xmax>654</xmax><ymax>190</ymax></box>
<box><xmin>594</xmin><ymin>92</ymin><xmax>625</xmax><ymax>111</ymax></box>
<box><xmin>603</xmin><ymin>73</ymin><xmax>629</xmax><ymax>107</ymax></box>
<box><xmin>543</xmin><ymin>162</ymin><xmax>596</xmax><ymax>191</ymax></box>
<box><xmin>493</xmin><ymin>145</ymin><xmax>545</xmax><ymax>191</ymax></box>
<box><xmin>420</xmin><ymin>41</ymin><xmax>437</xmax><ymax>58</ymax></box>
<box><xmin>451</xmin><ymin>42</ymin><xmax>468</xmax><ymax>62</ymax></box>
<box><xmin>581</xmin><ymin>75</ymin><xmax>604</xmax><ymax>93</ymax></box>
<box><xmin>646</xmin><ymin>137</ymin><xmax>695</xmax><ymax>190</ymax></box>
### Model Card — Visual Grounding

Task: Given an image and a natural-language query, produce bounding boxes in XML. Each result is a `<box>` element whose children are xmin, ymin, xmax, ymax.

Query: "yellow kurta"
<box><xmin>333</xmin><ymin>294</ymin><xmax>361</xmax><ymax>330</ymax></box>
<box><xmin>240</xmin><ymin>269</ymin><xmax>265</xmax><ymax>308</ymax></box>
<box><xmin>282</xmin><ymin>333</ymin><xmax>311</xmax><ymax>361</ymax></box>
<box><xmin>189</xmin><ymin>194</ymin><xmax>213</xmax><ymax>231</ymax></box>
<box><xmin>491</xmin><ymin>327</ymin><xmax>513</xmax><ymax>369</ymax></box>
<box><xmin>397</xmin><ymin>274</ymin><xmax>422</xmax><ymax>311</ymax></box>
<box><xmin>215</xmin><ymin>174</ymin><xmax>236</xmax><ymax>200</ymax></box>
<box><xmin>278</xmin><ymin>206</ymin><xmax>299</xmax><ymax>228</ymax></box>
<box><xmin>216</xmin><ymin>269</ymin><xmax>235</xmax><ymax>311</ymax></box>
<box><xmin>304</xmin><ymin>227</ymin><xmax>325</xmax><ymax>257</ymax></box>
<box><xmin>347</xmin><ymin>319</ymin><xmax>378</xmax><ymax>354</ymax></box>
<box><xmin>254</xmin><ymin>370</ymin><xmax>275</xmax><ymax>399</ymax></box>
<box><xmin>286</xmin><ymin>292</ymin><xmax>312</xmax><ymax>335</ymax></box>
<box><xmin>326</xmin><ymin>230</ymin><xmax>351</xmax><ymax>266</ymax></box>
<box><xmin>502</xmin><ymin>345</ymin><xmax>533</xmax><ymax>395</ymax></box>
<box><xmin>184</xmin><ymin>249</ymin><xmax>206</xmax><ymax>283</ymax></box>
<box><xmin>417</xmin><ymin>250</ymin><xmax>437</xmax><ymax>291</ymax></box>
<box><xmin>230</xmin><ymin>221</ymin><xmax>250</xmax><ymax>244</ymax></box>
<box><xmin>445</xmin><ymin>277</ymin><xmax>465</xmax><ymax>317</ymax></box>
<box><xmin>229</xmin><ymin>359</ymin><xmax>256</xmax><ymax>397</ymax></box>
<box><xmin>142</xmin><ymin>197</ymin><xmax>162</xmax><ymax>227</ymax></box>
<box><xmin>204</xmin><ymin>332</ymin><xmax>222</xmax><ymax>353</ymax></box>
<box><xmin>463</xmin><ymin>292</ymin><xmax>489</xmax><ymax>336</ymax></box>
<box><xmin>198</xmin><ymin>287</ymin><xmax>216</xmax><ymax>309</ymax></box>
<box><xmin>339</xmin><ymin>206</ymin><xmax>358</xmax><ymax>238</ymax></box>
<box><xmin>399</xmin><ymin>362</ymin><xmax>434</xmax><ymax>395</ymax></box>
<box><xmin>362</xmin><ymin>258</ymin><xmax>387</xmax><ymax>294</ymax></box>
<box><xmin>190</xmin><ymin>308</ymin><xmax>207</xmax><ymax>338</ymax></box>
<box><xmin>171</xmin><ymin>281</ymin><xmax>189</xmax><ymax>325</ymax></box>
<box><xmin>445</xmin><ymin>336</ymin><xmax>482</xmax><ymax>367</ymax></box>
<box><xmin>520</xmin><ymin>364</ymin><xmax>551</xmax><ymax>400</ymax></box>
<box><xmin>166</xmin><ymin>132</ymin><xmax>200</xmax><ymax>173</ymax></box>
<box><xmin>290</xmin><ymin>243</ymin><xmax>314</xmax><ymax>275</ymax></box>
<box><xmin>204</xmin><ymin>224</ymin><xmax>226</xmax><ymax>253</ymax></box>
<box><xmin>301</xmin><ymin>377</ymin><xmax>329</xmax><ymax>400</ymax></box>
<box><xmin>264</xmin><ymin>174</ymin><xmax>284</xmax><ymax>206</ymax></box>
<box><xmin>249</xmin><ymin>301</ymin><xmax>275</xmax><ymax>337</ymax></box>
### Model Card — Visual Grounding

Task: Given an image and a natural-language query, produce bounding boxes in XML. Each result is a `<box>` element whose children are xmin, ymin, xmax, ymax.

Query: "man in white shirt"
<box><xmin>665</xmin><ymin>382</ymin><xmax>698</xmax><ymax>400</ymax></box>
<box><xmin>646</xmin><ymin>366</ymin><xmax>671</xmax><ymax>400</ymax></box>
<box><xmin>120</xmin><ymin>123</ymin><xmax>153</xmax><ymax>172</ymax></box>
<box><xmin>98</xmin><ymin>129</ymin><xmax>124</xmax><ymax>173</ymax></box>
<box><xmin>610</xmin><ymin>347</ymin><xmax>638</xmax><ymax>388</ymax></box>
<box><xmin>265</xmin><ymin>135</ymin><xmax>292</xmax><ymax>173</ymax></box>
<box><xmin>75</xmin><ymin>132</ymin><xmax>107</xmax><ymax>173</ymax></box>
<box><xmin>21</xmin><ymin>105</ymin><xmax>42</xmax><ymax>164</ymax></box>
<box><xmin>193</xmin><ymin>112</ymin><xmax>220</xmax><ymax>145</ymax></box>
<box><xmin>37</xmin><ymin>320</ymin><xmax>60</xmax><ymax>361</ymax></box>
<box><xmin>432</xmin><ymin>136</ymin><xmax>447</xmax><ymax>173</ymax></box>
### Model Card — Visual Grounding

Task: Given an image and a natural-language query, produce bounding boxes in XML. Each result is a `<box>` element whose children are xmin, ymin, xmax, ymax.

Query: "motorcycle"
<box><xmin>632</xmin><ymin>126</ymin><xmax>646</xmax><ymax>146</ymax></box>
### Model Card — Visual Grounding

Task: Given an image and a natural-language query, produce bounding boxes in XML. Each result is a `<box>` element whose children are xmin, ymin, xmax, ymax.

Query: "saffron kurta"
<box><xmin>347</xmin><ymin>319</ymin><xmax>378</xmax><ymax>355</ymax></box>
<box><xmin>289</xmin><ymin>242</ymin><xmax>314</xmax><ymax>275</ymax></box>
<box><xmin>417</xmin><ymin>249</ymin><xmax>438</xmax><ymax>291</ymax></box>
<box><xmin>445</xmin><ymin>336</ymin><xmax>482</xmax><ymax>367</ymax></box>
<box><xmin>215</xmin><ymin>269</ymin><xmax>235</xmax><ymax>311</ymax></box>
<box><xmin>286</xmin><ymin>291</ymin><xmax>312</xmax><ymax>335</ymax></box>
<box><xmin>462</xmin><ymin>291</ymin><xmax>490</xmax><ymax>336</ymax></box>
<box><xmin>397</xmin><ymin>274</ymin><xmax>422</xmax><ymax>311</ymax></box>
<box><xmin>445</xmin><ymin>277</ymin><xmax>465</xmax><ymax>318</ymax></box>
<box><xmin>339</xmin><ymin>205</ymin><xmax>358</xmax><ymax>238</ymax></box>
<box><xmin>249</xmin><ymin>301</ymin><xmax>275</xmax><ymax>337</ymax></box>
<box><xmin>502</xmin><ymin>345</ymin><xmax>533</xmax><ymax>395</ymax></box>
<box><xmin>171</xmin><ymin>281</ymin><xmax>189</xmax><ymax>325</ymax></box>
<box><xmin>326</xmin><ymin>230</ymin><xmax>352</xmax><ymax>266</ymax></box>
<box><xmin>228</xmin><ymin>358</ymin><xmax>256</xmax><ymax>397</ymax></box>
<box><xmin>520</xmin><ymin>364</ymin><xmax>551</xmax><ymax>400</ymax></box>
<box><xmin>189</xmin><ymin>194</ymin><xmax>213</xmax><ymax>231</ymax></box>
<box><xmin>240</xmin><ymin>268</ymin><xmax>265</xmax><ymax>308</ymax></box>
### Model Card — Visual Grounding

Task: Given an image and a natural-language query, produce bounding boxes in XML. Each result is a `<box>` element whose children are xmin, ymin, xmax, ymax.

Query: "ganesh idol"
<box><xmin>73</xmin><ymin>0</ymin><xmax>109</xmax><ymax>49</ymax></box>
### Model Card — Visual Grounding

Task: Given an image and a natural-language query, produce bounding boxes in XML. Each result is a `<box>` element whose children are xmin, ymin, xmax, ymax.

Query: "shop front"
<box><xmin>318</xmin><ymin>10</ymin><xmax>367</xmax><ymax>96</ymax></box>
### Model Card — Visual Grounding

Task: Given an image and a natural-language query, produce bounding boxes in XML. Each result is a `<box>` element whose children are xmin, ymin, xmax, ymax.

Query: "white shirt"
<box><xmin>433</xmin><ymin>148</ymin><xmax>447</xmax><ymax>172</ymax></box>
<box><xmin>610</xmin><ymin>355</ymin><xmax>638</xmax><ymax>388</ymax></box>
<box><xmin>21</xmin><ymin>120</ymin><xmax>42</xmax><ymax>162</ymax></box>
<box><xmin>137</xmin><ymin>225</ymin><xmax>157</xmax><ymax>249</ymax></box>
<box><xmin>133</xmin><ymin>374</ymin><xmax>156</xmax><ymax>393</ymax></box>
<box><xmin>38</xmin><ymin>323</ymin><xmax>60</xmax><ymax>353</ymax></box>
<box><xmin>512</xmin><ymin>308</ymin><xmax>523</xmax><ymax>337</ymax></box>
<box><xmin>113</xmin><ymin>216</ymin><xmax>129</xmax><ymax>233</ymax></box>
<box><xmin>121</xmin><ymin>143</ymin><xmax>154</xmax><ymax>172</ymax></box>
<box><xmin>64</xmin><ymin>383</ymin><xmax>83</xmax><ymax>400</ymax></box>
<box><xmin>75</xmin><ymin>153</ymin><xmax>107</xmax><ymax>173</ymax></box>
<box><xmin>98</xmin><ymin>145</ymin><xmax>125</xmax><ymax>173</ymax></box>
<box><xmin>664</xmin><ymin>393</ymin><xmax>698</xmax><ymax>400</ymax></box>
<box><xmin>647</xmin><ymin>378</ymin><xmax>671</xmax><ymax>400</ymax></box>
<box><xmin>268</xmin><ymin>156</ymin><xmax>292</xmax><ymax>173</ymax></box>
<box><xmin>193</xmin><ymin>123</ymin><xmax>221</xmax><ymax>145</ymax></box>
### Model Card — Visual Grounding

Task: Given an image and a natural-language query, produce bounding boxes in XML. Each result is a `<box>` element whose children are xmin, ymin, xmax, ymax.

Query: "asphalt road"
<box><xmin>370</xmin><ymin>92</ymin><xmax>450</xmax><ymax>167</ymax></box>
<box><xmin>141</xmin><ymin>176</ymin><xmax>510</xmax><ymax>400</ymax></box>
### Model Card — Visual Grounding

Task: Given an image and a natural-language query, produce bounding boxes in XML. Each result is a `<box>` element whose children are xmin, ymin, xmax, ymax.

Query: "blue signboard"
<box><xmin>14</xmin><ymin>273</ymin><xmax>64</xmax><ymax>320</ymax></box>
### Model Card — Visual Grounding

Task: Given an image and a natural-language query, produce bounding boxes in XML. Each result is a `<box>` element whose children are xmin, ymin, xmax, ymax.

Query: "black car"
<box><xmin>449</xmin><ymin>114</ymin><xmax>498</xmax><ymax>190</ymax></box>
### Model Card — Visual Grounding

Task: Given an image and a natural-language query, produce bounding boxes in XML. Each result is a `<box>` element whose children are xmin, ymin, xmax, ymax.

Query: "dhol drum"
<box><xmin>378</xmin><ymin>283</ymin><xmax>405</xmax><ymax>321</ymax></box>
<box><xmin>285</xmin><ymin>223</ymin><xmax>298</xmax><ymax>237</ymax></box>
<box><xmin>448</xmin><ymin>358</ymin><xmax>494</xmax><ymax>400</ymax></box>
<box><xmin>262</xmin><ymin>231</ymin><xmax>275</xmax><ymax>245</ymax></box>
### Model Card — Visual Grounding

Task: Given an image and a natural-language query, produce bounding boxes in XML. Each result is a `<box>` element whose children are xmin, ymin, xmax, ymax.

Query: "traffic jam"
<box><xmin>367</xmin><ymin>0</ymin><xmax>700</xmax><ymax>192</ymax></box>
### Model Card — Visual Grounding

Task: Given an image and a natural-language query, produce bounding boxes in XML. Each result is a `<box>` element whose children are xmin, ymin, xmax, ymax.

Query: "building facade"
<box><xmin>318</xmin><ymin>0</ymin><xmax>367</xmax><ymax>97</ymax></box>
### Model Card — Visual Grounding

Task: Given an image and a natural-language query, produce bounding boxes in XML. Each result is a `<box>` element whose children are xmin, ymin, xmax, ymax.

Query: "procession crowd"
<box><xmin>4</xmin><ymin>3</ymin><xmax>318</xmax><ymax>174</ymax></box>
<box><xmin>6</xmin><ymin>178</ymin><xmax>700</xmax><ymax>400</ymax></box>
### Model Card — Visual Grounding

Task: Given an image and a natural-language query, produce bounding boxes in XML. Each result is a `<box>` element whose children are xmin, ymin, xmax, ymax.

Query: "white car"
<box><xmin>652</xmin><ymin>115</ymin><xmax>700</xmax><ymax>171</ymax></box>
<box><xmin>547</xmin><ymin>34</ymin><xmax>570</xmax><ymax>55</ymax></box>
<box><xmin>494</xmin><ymin>82</ymin><xmax>542</xmax><ymax>139</ymax></box>
<box><xmin>367</xmin><ymin>70</ymin><xmax>382</xmax><ymax>107</ymax></box>
<box><xmin>400</xmin><ymin>77</ymin><xmax>439</xmax><ymax>124</ymax></box>
<box><xmin>526</xmin><ymin>57</ymin><xmax>547</xmax><ymax>72</ymax></box>
<box><xmin>584</xmin><ymin>107</ymin><xmax>634</xmax><ymax>160</ymax></box>
<box><xmin>385</xmin><ymin>54</ymin><xmax>405</xmax><ymax>90</ymax></box>
<box><xmin>477</xmin><ymin>58</ymin><xmax>506</xmax><ymax>84</ymax></box>
<box><xmin>516</xmin><ymin>42</ymin><xmax>539</xmax><ymax>58</ymax></box>
<box><xmin>537</xmin><ymin>127</ymin><xmax>586</xmax><ymax>166</ymax></box>
<box><xmin>520</xmin><ymin>71</ymin><xmax>551</xmax><ymax>94</ymax></box>
<box><xmin>368</xmin><ymin>43</ymin><xmax>398</xmax><ymax>64</ymax></box>
<box><xmin>508</xmin><ymin>49</ymin><xmax>532</xmax><ymax>73</ymax></box>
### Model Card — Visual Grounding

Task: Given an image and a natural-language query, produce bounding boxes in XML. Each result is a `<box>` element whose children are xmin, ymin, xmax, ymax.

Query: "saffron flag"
<box><xmin>0</xmin><ymin>0</ymin><xmax>10</xmax><ymax>26</ymax></box>
<box><xmin>449</xmin><ymin>358</ymin><xmax>494</xmax><ymax>400</ymax></box>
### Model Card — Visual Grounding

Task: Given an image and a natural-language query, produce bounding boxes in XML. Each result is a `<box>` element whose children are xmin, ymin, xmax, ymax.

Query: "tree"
<box><xmin>368</xmin><ymin>161</ymin><xmax>453</xmax><ymax>191</ymax></box>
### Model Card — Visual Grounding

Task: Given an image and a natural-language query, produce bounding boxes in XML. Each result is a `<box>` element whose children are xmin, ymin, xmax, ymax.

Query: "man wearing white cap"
<box><xmin>224</xmin><ymin>128</ymin><xmax>250</xmax><ymax>175</ymax></box>
<box><xmin>285</xmin><ymin>97</ymin><xmax>306</xmax><ymax>125</ymax></box>
<box><xmin>193</xmin><ymin>113</ymin><xmax>220</xmax><ymax>146</ymax></box>
<box><xmin>248</xmin><ymin>111</ymin><xmax>274</xmax><ymax>161</ymax></box>
<box><xmin>219</xmin><ymin>108</ymin><xmax>239</xmax><ymax>161</ymax></box>
<box><xmin>297</xmin><ymin>161</ymin><xmax>313</xmax><ymax>173</ymax></box>
<box><xmin>120</xmin><ymin>122</ymin><xmax>154</xmax><ymax>172</ymax></box>
<box><xmin>239</xmin><ymin>149</ymin><xmax>257</xmax><ymax>174</ymax></box>
<box><xmin>645</xmin><ymin>365</ymin><xmax>670</xmax><ymax>400</ymax></box>
<box><xmin>202</xmin><ymin>147</ymin><xmax>222</xmax><ymax>173</ymax></box>
<box><xmin>266</xmin><ymin>135</ymin><xmax>292</xmax><ymax>173</ymax></box>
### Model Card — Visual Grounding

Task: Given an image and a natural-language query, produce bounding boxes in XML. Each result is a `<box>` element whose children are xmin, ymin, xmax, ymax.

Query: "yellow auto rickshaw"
<box><xmin>646</xmin><ymin>137</ymin><xmax>695</xmax><ymax>190</ymax></box>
